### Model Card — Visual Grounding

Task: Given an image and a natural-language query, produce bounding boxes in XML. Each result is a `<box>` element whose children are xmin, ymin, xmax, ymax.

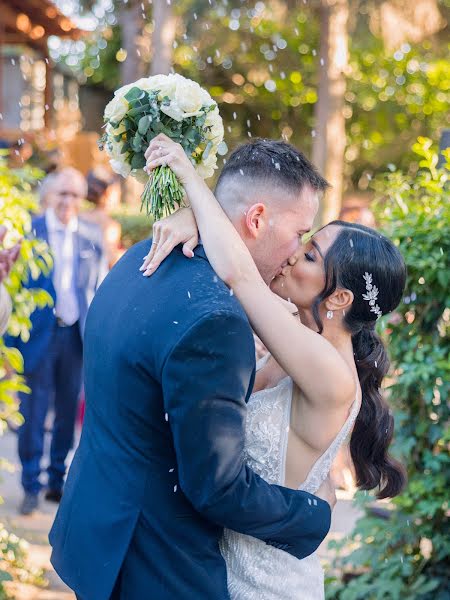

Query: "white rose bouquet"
<box><xmin>98</xmin><ymin>73</ymin><xmax>226</xmax><ymax>220</ymax></box>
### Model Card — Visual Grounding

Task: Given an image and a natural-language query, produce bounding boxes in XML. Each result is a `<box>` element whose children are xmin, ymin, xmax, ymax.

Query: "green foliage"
<box><xmin>326</xmin><ymin>139</ymin><xmax>449</xmax><ymax>599</ymax></box>
<box><xmin>0</xmin><ymin>159</ymin><xmax>52</xmax><ymax>422</ymax></box>
<box><xmin>345</xmin><ymin>36</ymin><xmax>450</xmax><ymax>186</ymax></box>
<box><xmin>112</xmin><ymin>207</ymin><xmax>151</xmax><ymax>249</ymax></box>
<box><xmin>0</xmin><ymin>524</ymin><xmax>46</xmax><ymax>598</ymax></box>
<box><xmin>73</xmin><ymin>1</ymin><xmax>449</xmax><ymax>191</ymax></box>
<box><xmin>0</xmin><ymin>158</ymin><xmax>51</xmax><ymax>596</ymax></box>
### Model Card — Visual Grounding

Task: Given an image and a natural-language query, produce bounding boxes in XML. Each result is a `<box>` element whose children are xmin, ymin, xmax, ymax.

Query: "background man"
<box><xmin>6</xmin><ymin>167</ymin><xmax>107</xmax><ymax>515</ymax></box>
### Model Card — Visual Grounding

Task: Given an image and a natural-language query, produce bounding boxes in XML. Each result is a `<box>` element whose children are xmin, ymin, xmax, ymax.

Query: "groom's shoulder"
<box><xmin>114</xmin><ymin>240</ymin><xmax>246</xmax><ymax>316</ymax></box>
<box><xmin>152</xmin><ymin>245</ymin><xmax>251</xmax><ymax>329</ymax></box>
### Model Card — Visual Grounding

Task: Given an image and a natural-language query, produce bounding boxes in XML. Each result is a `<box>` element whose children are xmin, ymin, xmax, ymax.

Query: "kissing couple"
<box><xmin>50</xmin><ymin>135</ymin><xmax>406</xmax><ymax>599</ymax></box>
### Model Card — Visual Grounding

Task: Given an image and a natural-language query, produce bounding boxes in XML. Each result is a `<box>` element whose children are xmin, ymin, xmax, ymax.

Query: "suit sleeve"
<box><xmin>162</xmin><ymin>309</ymin><xmax>331</xmax><ymax>560</ymax></box>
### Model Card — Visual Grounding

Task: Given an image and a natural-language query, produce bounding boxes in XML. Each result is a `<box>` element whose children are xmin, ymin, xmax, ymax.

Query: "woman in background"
<box><xmin>83</xmin><ymin>167</ymin><xmax>122</xmax><ymax>268</ymax></box>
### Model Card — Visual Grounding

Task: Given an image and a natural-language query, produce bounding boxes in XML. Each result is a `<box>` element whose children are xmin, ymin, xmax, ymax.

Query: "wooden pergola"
<box><xmin>0</xmin><ymin>0</ymin><xmax>83</xmax><ymax>128</ymax></box>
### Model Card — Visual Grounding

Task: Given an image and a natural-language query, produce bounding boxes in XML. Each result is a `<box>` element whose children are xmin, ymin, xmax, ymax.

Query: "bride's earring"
<box><xmin>326</xmin><ymin>310</ymin><xmax>334</xmax><ymax>320</ymax></box>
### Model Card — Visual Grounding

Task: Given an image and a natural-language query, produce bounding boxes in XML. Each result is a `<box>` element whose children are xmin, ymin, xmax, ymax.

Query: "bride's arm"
<box><xmin>144</xmin><ymin>135</ymin><xmax>354</xmax><ymax>406</ymax></box>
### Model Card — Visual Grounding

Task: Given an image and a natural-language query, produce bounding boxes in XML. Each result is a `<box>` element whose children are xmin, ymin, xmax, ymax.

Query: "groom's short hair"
<box><xmin>215</xmin><ymin>139</ymin><xmax>329</xmax><ymax>215</ymax></box>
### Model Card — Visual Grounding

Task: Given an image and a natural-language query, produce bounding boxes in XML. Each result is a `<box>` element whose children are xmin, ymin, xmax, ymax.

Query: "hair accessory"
<box><xmin>326</xmin><ymin>310</ymin><xmax>333</xmax><ymax>320</ymax></box>
<box><xmin>362</xmin><ymin>272</ymin><xmax>383</xmax><ymax>319</ymax></box>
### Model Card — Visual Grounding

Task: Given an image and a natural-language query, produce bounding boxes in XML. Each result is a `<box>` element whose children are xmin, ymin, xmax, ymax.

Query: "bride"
<box><xmin>141</xmin><ymin>134</ymin><xmax>406</xmax><ymax>599</ymax></box>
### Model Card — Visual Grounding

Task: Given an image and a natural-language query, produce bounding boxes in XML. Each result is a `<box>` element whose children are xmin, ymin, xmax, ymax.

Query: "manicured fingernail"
<box><xmin>139</xmin><ymin>264</ymin><xmax>146</xmax><ymax>271</ymax></box>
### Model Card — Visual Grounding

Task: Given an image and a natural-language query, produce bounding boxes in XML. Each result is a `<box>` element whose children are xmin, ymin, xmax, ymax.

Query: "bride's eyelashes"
<box><xmin>304</xmin><ymin>251</ymin><xmax>315</xmax><ymax>262</ymax></box>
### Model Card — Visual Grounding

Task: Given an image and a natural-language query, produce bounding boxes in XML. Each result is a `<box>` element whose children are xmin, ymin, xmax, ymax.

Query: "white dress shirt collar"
<box><xmin>45</xmin><ymin>207</ymin><xmax>78</xmax><ymax>235</ymax></box>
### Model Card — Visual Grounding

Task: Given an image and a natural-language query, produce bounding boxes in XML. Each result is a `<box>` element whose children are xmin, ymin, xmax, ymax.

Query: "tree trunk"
<box><xmin>119</xmin><ymin>1</ymin><xmax>145</xmax><ymax>205</ymax></box>
<box><xmin>312</xmin><ymin>0</ymin><xmax>349</xmax><ymax>226</ymax></box>
<box><xmin>150</xmin><ymin>0</ymin><xmax>176</xmax><ymax>75</ymax></box>
<box><xmin>119</xmin><ymin>1</ymin><xmax>143</xmax><ymax>84</ymax></box>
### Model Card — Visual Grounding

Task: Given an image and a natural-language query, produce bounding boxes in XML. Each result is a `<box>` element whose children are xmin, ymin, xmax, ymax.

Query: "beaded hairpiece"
<box><xmin>362</xmin><ymin>272</ymin><xmax>383</xmax><ymax>319</ymax></box>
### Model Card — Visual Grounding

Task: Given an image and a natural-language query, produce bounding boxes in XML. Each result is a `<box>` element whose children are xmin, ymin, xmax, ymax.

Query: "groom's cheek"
<box><xmin>284</xmin><ymin>237</ymin><xmax>301</xmax><ymax>261</ymax></box>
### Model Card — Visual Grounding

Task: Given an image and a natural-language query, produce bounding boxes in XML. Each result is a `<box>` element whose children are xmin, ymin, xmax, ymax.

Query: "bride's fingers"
<box><xmin>140</xmin><ymin>252</ymin><xmax>151</xmax><ymax>271</ymax></box>
<box><xmin>182</xmin><ymin>237</ymin><xmax>198</xmax><ymax>259</ymax></box>
<box><xmin>144</xmin><ymin>137</ymin><xmax>174</xmax><ymax>160</ymax></box>
<box><xmin>140</xmin><ymin>224</ymin><xmax>161</xmax><ymax>270</ymax></box>
<box><xmin>145</xmin><ymin>155</ymin><xmax>174</xmax><ymax>173</ymax></box>
<box><xmin>144</xmin><ymin>148</ymin><xmax>170</xmax><ymax>172</ymax></box>
<box><xmin>141</xmin><ymin>221</ymin><xmax>171</xmax><ymax>273</ymax></box>
<box><xmin>143</xmin><ymin>236</ymin><xmax>178</xmax><ymax>276</ymax></box>
<box><xmin>140</xmin><ymin>244</ymin><xmax>156</xmax><ymax>271</ymax></box>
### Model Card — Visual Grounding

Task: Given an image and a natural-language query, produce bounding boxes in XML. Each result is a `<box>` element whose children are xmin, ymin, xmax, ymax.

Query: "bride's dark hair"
<box><xmin>311</xmin><ymin>220</ymin><xmax>407</xmax><ymax>499</ymax></box>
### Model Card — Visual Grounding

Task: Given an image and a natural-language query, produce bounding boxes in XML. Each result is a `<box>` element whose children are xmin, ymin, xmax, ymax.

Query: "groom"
<box><xmin>50</xmin><ymin>139</ymin><xmax>332</xmax><ymax>600</ymax></box>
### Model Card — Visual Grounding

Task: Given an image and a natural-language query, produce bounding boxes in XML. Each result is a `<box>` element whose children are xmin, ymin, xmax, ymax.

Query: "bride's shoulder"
<box><xmin>303</xmin><ymin>356</ymin><xmax>357</xmax><ymax>411</ymax></box>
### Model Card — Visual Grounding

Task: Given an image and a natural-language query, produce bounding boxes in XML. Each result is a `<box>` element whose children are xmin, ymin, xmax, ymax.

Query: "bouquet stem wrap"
<box><xmin>142</xmin><ymin>166</ymin><xmax>185</xmax><ymax>220</ymax></box>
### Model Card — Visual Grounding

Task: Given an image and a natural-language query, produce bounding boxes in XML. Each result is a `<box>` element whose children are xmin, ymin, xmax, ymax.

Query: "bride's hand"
<box><xmin>144</xmin><ymin>133</ymin><xmax>200</xmax><ymax>187</ymax></box>
<box><xmin>140</xmin><ymin>207</ymin><xmax>199</xmax><ymax>275</ymax></box>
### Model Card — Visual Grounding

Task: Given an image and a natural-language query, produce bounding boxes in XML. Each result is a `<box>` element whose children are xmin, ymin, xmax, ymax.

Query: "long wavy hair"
<box><xmin>311</xmin><ymin>220</ymin><xmax>407</xmax><ymax>499</ymax></box>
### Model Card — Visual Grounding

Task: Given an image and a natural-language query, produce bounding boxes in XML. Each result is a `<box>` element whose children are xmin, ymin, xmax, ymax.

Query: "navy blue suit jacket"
<box><xmin>49</xmin><ymin>240</ymin><xmax>331</xmax><ymax>600</ymax></box>
<box><xmin>5</xmin><ymin>214</ymin><xmax>105</xmax><ymax>373</ymax></box>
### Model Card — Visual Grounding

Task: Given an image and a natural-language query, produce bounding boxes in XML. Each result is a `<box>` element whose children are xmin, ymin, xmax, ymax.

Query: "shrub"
<box><xmin>112</xmin><ymin>206</ymin><xmax>152</xmax><ymax>249</ymax></box>
<box><xmin>0</xmin><ymin>156</ymin><xmax>52</xmax><ymax>594</ymax></box>
<box><xmin>326</xmin><ymin>138</ymin><xmax>449</xmax><ymax>599</ymax></box>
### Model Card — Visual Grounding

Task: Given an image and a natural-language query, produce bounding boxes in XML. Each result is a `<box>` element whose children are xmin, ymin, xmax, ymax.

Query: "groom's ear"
<box><xmin>244</xmin><ymin>203</ymin><xmax>268</xmax><ymax>239</ymax></box>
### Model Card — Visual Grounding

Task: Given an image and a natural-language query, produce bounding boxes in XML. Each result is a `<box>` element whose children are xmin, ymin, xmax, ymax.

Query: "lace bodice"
<box><xmin>220</xmin><ymin>356</ymin><xmax>360</xmax><ymax>599</ymax></box>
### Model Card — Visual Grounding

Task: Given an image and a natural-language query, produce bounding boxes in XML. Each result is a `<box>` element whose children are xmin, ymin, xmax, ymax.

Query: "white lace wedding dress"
<box><xmin>220</xmin><ymin>357</ymin><xmax>360</xmax><ymax>599</ymax></box>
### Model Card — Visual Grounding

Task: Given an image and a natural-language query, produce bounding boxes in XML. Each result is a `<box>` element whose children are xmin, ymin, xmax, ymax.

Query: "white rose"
<box><xmin>204</xmin><ymin>108</ymin><xmax>224</xmax><ymax>142</ymax></box>
<box><xmin>174</xmin><ymin>79</ymin><xmax>204</xmax><ymax>113</ymax></box>
<box><xmin>196</xmin><ymin>150</ymin><xmax>218</xmax><ymax>179</ymax></box>
<box><xmin>110</xmin><ymin>158</ymin><xmax>131</xmax><ymax>178</ymax></box>
<box><xmin>135</xmin><ymin>74</ymin><xmax>178</xmax><ymax>100</ymax></box>
<box><xmin>114</xmin><ymin>82</ymin><xmax>136</xmax><ymax>99</ymax></box>
<box><xmin>143</xmin><ymin>74</ymin><xmax>177</xmax><ymax>97</ymax></box>
<box><xmin>160</xmin><ymin>101</ymin><xmax>185</xmax><ymax>122</ymax></box>
<box><xmin>104</xmin><ymin>97</ymin><xmax>128</xmax><ymax>123</ymax></box>
<box><xmin>200</xmin><ymin>87</ymin><xmax>216</xmax><ymax>107</ymax></box>
<box><xmin>183</xmin><ymin>109</ymin><xmax>205</xmax><ymax>119</ymax></box>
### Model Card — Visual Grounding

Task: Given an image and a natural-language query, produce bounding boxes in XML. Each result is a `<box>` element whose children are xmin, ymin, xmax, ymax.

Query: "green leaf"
<box><xmin>128</xmin><ymin>104</ymin><xmax>150</xmax><ymax>118</ymax></box>
<box><xmin>131</xmin><ymin>153</ymin><xmax>146</xmax><ymax>170</ymax></box>
<box><xmin>2</xmin><ymin>347</ymin><xmax>24</xmax><ymax>373</ymax></box>
<box><xmin>124</xmin><ymin>87</ymin><xmax>146</xmax><ymax>102</ymax></box>
<box><xmin>131</xmin><ymin>133</ymin><xmax>143</xmax><ymax>152</ymax></box>
<box><xmin>138</xmin><ymin>115</ymin><xmax>152</xmax><ymax>135</ymax></box>
<box><xmin>202</xmin><ymin>141</ymin><xmax>213</xmax><ymax>160</ymax></box>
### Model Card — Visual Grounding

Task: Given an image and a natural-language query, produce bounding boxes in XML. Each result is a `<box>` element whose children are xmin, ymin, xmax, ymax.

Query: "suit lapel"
<box><xmin>33</xmin><ymin>215</ymin><xmax>49</xmax><ymax>245</ymax></box>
